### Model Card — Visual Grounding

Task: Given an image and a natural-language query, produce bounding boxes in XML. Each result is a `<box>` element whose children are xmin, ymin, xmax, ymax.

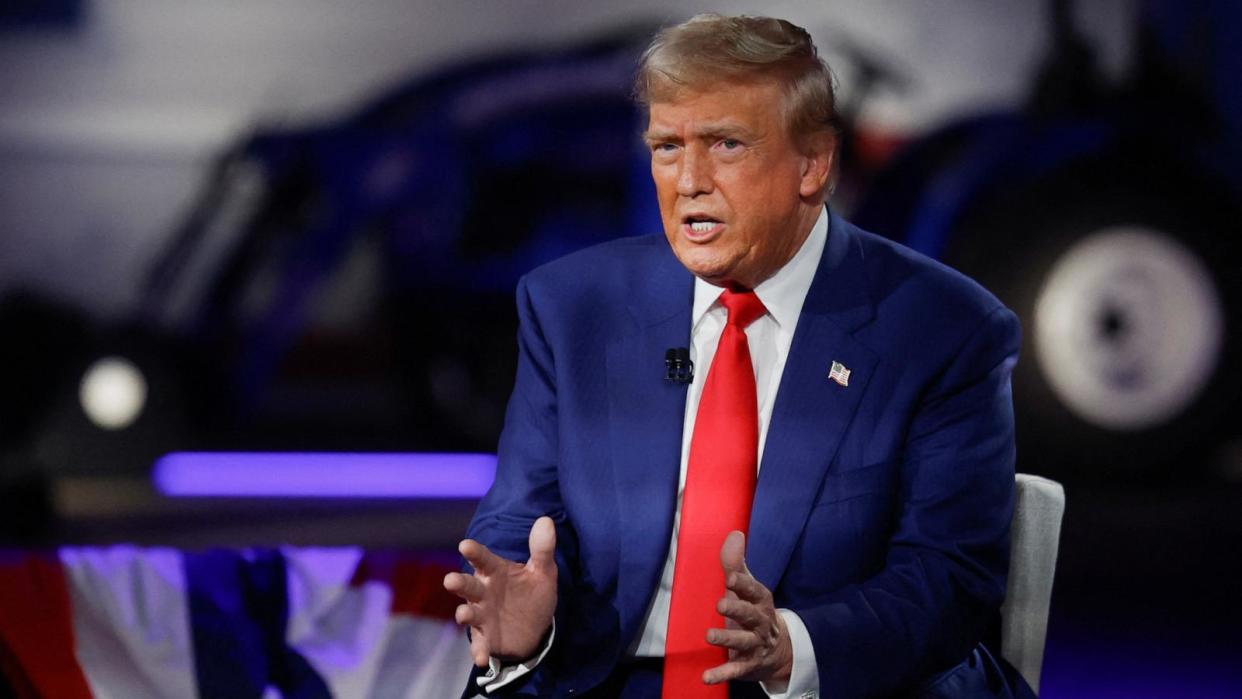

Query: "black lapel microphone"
<box><xmin>664</xmin><ymin>348</ymin><xmax>694</xmax><ymax>384</ymax></box>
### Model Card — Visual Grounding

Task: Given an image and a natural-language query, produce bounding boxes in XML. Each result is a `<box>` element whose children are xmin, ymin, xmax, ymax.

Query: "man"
<box><xmin>444</xmin><ymin>14</ymin><xmax>1034</xmax><ymax>699</ymax></box>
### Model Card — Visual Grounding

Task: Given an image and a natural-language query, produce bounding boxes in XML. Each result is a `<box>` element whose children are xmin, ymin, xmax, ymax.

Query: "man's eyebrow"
<box><xmin>642</xmin><ymin>128</ymin><xmax>678</xmax><ymax>144</ymax></box>
<box><xmin>643</xmin><ymin>123</ymin><xmax>756</xmax><ymax>144</ymax></box>
<box><xmin>698</xmin><ymin>123</ymin><xmax>754</xmax><ymax>139</ymax></box>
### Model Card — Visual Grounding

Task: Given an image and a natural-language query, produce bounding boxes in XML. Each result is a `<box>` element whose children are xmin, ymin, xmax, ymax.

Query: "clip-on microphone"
<box><xmin>664</xmin><ymin>348</ymin><xmax>694</xmax><ymax>384</ymax></box>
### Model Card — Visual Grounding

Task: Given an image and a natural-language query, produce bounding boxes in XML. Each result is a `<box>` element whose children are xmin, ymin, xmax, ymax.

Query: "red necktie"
<box><xmin>663</xmin><ymin>288</ymin><xmax>766</xmax><ymax>698</ymax></box>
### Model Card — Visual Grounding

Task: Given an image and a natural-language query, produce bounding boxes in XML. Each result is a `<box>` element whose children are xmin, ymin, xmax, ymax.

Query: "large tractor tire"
<box><xmin>944</xmin><ymin>158</ymin><xmax>1242</xmax><ymax>482</ymax></box>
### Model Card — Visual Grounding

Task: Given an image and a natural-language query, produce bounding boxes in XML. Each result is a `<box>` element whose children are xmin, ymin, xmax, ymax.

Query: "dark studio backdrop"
<box><xmin>0</xmin><ymin>1</ymin><xmax>1239</xmax><ymax>696</ymax></box>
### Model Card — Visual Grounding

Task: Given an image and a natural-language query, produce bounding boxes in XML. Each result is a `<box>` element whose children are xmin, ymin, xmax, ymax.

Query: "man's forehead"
<box><xmin>645</xmin><ymin>84</ymin><xmax>782</xmax><ymax>136</ymax></box>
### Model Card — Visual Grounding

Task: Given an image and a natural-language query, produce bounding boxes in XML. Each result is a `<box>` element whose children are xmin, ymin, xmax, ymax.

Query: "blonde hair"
<box><xmin>634</xmin><ymin>14</ymin><xmax>839</xmax><ymax>143</ymax></box>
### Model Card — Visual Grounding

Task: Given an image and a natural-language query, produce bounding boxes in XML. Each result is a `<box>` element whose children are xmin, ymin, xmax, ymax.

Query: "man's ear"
<box><xmin>798</xmin><ymin>132</ymin><xmax>836</xmax><ymax>199</ymax></box>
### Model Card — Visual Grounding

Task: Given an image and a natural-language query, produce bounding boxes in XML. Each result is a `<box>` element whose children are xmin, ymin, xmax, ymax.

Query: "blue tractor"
<box><xmin>3</xmin><ymin>2</ymin><xmax>1238</xmax><ymax>512</ymax></box>
<box><xmin>850</xmin><ymin>0</ymin><xmax>1242</xmax><ymax>480</ymax></box>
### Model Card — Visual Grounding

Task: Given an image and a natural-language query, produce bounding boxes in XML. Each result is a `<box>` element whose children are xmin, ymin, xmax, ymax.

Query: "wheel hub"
<box><xmin>1032</xmin><ymin>227</ymin><xmax>1223</xmax><ymax>430</ymax></box>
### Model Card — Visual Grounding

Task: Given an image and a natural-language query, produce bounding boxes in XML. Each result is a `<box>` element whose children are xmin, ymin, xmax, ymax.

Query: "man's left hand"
<box><xmin>703</xmin><ymin>530</ymin><xmax>794</xmax><ymax>685</ymax></box>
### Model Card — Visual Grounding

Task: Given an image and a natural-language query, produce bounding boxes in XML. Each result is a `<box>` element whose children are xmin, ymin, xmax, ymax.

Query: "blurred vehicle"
<box><xmin>851</xmin><ymin>0</ymin><xmax>1242</xmax><ymax>480</ymax></box>
<box><xmin>2</xmin><ymin>1</ymin><xmax>1239</xmax><ymax>506</ymax></box>
<box><xmin>0</xmin><ymin>28</ymin><xmax>656</xmax><ymax>496</ymax></box>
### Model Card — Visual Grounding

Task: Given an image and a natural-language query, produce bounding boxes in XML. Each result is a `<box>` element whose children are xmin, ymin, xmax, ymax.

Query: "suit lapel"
<box><xmin>748</xmin><ymin>213</ymin><xmax>879</xmax><ymax>589</ymax></box>
<box><xmin>604</xmin><ymin>213</ymin><xmax>878</xmax><ymax>621</ymax></box>
<box><xmin>606</xmin><ymin>244</ymin><xmax>693</xmax><ymax>638</ymax></box>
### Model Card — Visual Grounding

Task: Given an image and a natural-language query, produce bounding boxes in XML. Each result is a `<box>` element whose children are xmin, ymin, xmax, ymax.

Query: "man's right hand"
<box><xmin>443</xmin><ymin>516</ymin><xmax>558</xmax><ymax>667</ymax></box>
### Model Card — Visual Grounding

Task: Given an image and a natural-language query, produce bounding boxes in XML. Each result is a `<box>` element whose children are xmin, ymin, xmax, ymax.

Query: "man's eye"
<box><xmin>653</xmin><ymin>143</ymin><xmax>678</xmax><ymax>153</ymax></box>
<box><xmin>720</xmin><ymin>139</ymin><xmax>741</xmax><ymax>149</ymax></box>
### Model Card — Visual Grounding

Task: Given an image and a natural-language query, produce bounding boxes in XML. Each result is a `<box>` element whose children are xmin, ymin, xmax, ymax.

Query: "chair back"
<box><xmin>1001</xmin><ymin>473</ymin><xmax>1065</xmax><ymax>694</ymax></box>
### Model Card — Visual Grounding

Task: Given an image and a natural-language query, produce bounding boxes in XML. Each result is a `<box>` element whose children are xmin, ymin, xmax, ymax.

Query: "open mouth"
<box><xmin>682</xmin><ymin>215</ymin><xmax>724</xmax><ymax>240</ymax></box>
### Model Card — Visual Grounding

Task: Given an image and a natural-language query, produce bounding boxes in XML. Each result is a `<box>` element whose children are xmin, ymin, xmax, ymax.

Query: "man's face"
<box><xmin>645</xmin><ymin>79</ymin><xmax>829</xmax><ymax>289</ymax></box>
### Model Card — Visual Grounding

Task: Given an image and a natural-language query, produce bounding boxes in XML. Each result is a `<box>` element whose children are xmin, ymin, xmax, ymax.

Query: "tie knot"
<box><xmin>719</xmin><ymin>289</ymin><xmax>767</xmax><ymax>329</ymax></box>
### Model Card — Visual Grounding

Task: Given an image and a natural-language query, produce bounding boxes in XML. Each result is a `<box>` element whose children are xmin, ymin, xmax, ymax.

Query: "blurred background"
<box><xmin>0</xmin><ymin>0</ymin><xmax>1239</xmax><ymax>696</ymax></box>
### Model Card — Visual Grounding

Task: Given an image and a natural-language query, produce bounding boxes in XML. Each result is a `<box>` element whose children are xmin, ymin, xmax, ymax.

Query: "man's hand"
<box><xmin>704</xmin><ymin>530</ymin><xmax>794</xmax><ymax>686</ymax></box>
<box><xmin>443</xmin><ymin>516</ymin><xmax>558</xmax><ymax>667</ymax></box>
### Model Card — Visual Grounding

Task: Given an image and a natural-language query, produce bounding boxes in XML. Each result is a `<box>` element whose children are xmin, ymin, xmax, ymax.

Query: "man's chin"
<box><xmin>674</xmin><ymin>254</ymin><xmax>733</xmax><ymax>286</ymax></box>
<box><xmin>669</xmin><ymin>239</ymin><xmax>755</xmax><ymax>284</ymax></box>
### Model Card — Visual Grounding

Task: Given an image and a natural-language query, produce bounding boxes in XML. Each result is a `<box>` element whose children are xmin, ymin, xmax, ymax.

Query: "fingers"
<box><xmin>458</xmin><ymin>517</ymin><xmax>557</xmax><ymax>576</ymax></box>
<box><xmin>702</xmin><ymin>618</ymin><xmax>786</xmax><ymax>684</ymax></box>
<box><xmin>719</xmin><ymin>532</ymin><xmax>769</xmax><ymax>607</ymax></box>
<box><xmin>458</xmin><ymin>539</ymin><xmax>503</xmax><ymax>575</ymax></box>
<box><xmin>703</xmin><ymin>660</ymin><xmax>750</xmax><ymax>686</ymax></box>
<box><xmin>443</xmin><ymin>572</ymin><xmax>486</xmax><ymax>602</ymax></box>
<box><xmin>455</xmin><ymin>601</ymin><xmax>491</xmax><ymax>666</ymax></box>
<box><xmin>526</xmin><ymin>516</ymin><xmax>557</xmax><ymax>572</ymax></box>
<box><xmin>468</xmin><ymin>627</ymin><xmax>490</xmax><ymax>667</ymax></box>
<box><xmin>704</xmin><ymin>601</ymin><xmax>793</xmax><ymax>685</ymax></box>
<box><xmin>725</xmin><ymin>568</ymin><xmax>771</xmax><ymax>605</ymax></box>
<box><xmin>707</xmin><ymin>532</ymin><xmax>791</xmax><ymax>686</ymax></box>
<box><xmin>719</xmin><ymin>530</ymin><xmax>747</xmax><ymax>574</ymax></box>
<box><xmin>718</xmin><ymin>596</ymin><xmax>766</xmax><ymax>629</ymax></box>
<box><xmin>706</xmin><ymin>627</ymin><xmax>764</xmax><ymax>652</ymax></box>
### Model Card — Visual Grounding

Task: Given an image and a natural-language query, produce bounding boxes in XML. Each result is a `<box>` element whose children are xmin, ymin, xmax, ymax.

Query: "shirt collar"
<box><xmin>692</xmin><ymin>206</ymin><xmax>829</xmax><ymax>329</ymax></box>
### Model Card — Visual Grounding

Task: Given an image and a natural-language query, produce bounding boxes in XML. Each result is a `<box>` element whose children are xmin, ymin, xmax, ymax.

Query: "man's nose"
<box><xmin>676</xmin><ymin>145</ymin><xmax>713</xmax><ymax>197</ymax></box>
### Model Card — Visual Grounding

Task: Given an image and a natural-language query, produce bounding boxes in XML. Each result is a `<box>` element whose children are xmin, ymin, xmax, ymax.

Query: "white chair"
<box><xmin>1000</xmin><ymin>474</ymin><xmax>1065</xmax><ymax>695</ymax></box>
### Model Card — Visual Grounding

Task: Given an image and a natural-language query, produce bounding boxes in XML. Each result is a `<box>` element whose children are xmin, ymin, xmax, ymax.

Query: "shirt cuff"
<box><xmin>476</xmin><ymin>621</ymin><xmax>556</xmax><ymax>693</ymax></box>
<box><xmin>759</xmin><ymin>609</ymin><xmax>819</xmax><ymax>699</ymax></box>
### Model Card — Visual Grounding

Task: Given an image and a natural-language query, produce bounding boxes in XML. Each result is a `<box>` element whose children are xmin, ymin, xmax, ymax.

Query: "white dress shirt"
<box><xmin>628</xmin><ymin>207</ymin><xmax>827</xmax><ymax>698</ymax></box>
<box><xmin>483</xmin><ymin>208</ymin><xmax>829</xmax><ymax>696</ymax></box>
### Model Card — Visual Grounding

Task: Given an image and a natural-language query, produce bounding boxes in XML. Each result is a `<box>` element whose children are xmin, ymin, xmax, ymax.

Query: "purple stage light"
<box><xmin>153</xmin><ymin>452</ymin><xmax>497</xmax><ymax>498</ymax></box>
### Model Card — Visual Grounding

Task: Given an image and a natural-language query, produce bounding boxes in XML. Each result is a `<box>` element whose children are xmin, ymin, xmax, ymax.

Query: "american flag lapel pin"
<box><xmin>828</xmin><ymin>360</ymin><xmax>851</xmax><ymax>387</ymax></box>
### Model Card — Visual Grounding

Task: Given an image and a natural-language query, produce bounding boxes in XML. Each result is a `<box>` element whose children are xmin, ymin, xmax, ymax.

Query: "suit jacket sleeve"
<box><xmin>462</xmin><ymin>275</ymin><xmax>579</xmax><ymax>696</ymax></box>
<box><xmin>799</xmin><ymin>305</ymin><xmax>1021</xmax><ymax>698</ymax></box>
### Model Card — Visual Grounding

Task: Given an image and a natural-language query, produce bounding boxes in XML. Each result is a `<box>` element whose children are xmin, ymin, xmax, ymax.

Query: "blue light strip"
<box><xmin>153</xmin><ymin>452</ymin><xmax>496</xmax><ymax>498</ymax></box>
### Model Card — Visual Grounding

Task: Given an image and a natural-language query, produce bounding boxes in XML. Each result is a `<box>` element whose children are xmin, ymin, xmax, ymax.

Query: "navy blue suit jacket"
<box><xmin>466</xmin><ymin>211</ymin><xmax>1029</xmax><ymax>698</ymax></box>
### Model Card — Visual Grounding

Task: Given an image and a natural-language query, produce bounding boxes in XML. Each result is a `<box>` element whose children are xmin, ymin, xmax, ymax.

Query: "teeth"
<box><xmin>690</xmin><ymin>221</ymin><xmax>716</xmax><ymax>232</ymax></box>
